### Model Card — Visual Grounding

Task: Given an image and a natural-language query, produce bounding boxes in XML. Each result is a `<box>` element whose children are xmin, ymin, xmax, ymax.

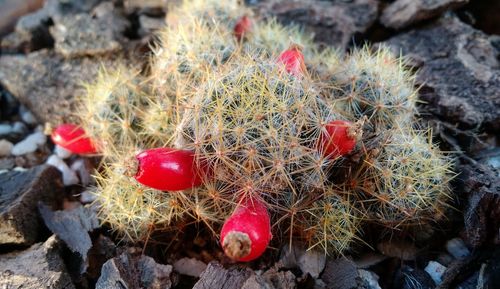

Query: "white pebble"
<box><xmin>80</xmin><ymin>190</ymin><xmax>97</xmax><ymax>204</ymax></box>
<box><xmin>297</xmin><ymin>248</ymin><xmax>326</xmax><ymax>278</ymax></box>
<box><xmin>11</xmin><ymin>131</ymin><xmax>47</xmax><ymax>156</ymax></box>
<box><xmin>424</xmin><ymin>261</ymin><xmax>447</xmax><ymax>285</ymax></box>
<box><xmin>46</xmin><ymin>154</ymin><xmax>79</xmax><ymax>186</ymax></box>
<box><xmin>0</xmin><ymin>139</ymin><xmax>13</xmax><ymax>156</ymax></box>
<box><xmin>55</xmin><ymin>145</ymin><xmax>73</xmax><ymax>159</ymax></box>
<box><xmin>173</xmin><ymin>257</ymin><xmax>207</xmax><ymax>277</ymax></box>
<box><xmin>0</xmin><ymin>124</ymin><xmax>12</xmax><ymax>135</ymax></box>
<box><xmin>20</xmin><ymin>106</ymin><xmax>38</xmax><ymax>125</ymax></box>
<box><xmin>358</xmin><ymin>270</ymin><xmax>382</xmax><ymax>289</ymax></box>
<box><xmin>446</xmin><ymin>238</ymin><xmax>470</xmax><ymax>259</ymax></box>
<box><xmin>12</xmin><ymin>121</ymin><xmax>27</xmax><ymax>134</ymax></box>
<box><xmin>70</xmin><ymin>158</ymin><xmax>92</xmax><ymax>186</ymax></box>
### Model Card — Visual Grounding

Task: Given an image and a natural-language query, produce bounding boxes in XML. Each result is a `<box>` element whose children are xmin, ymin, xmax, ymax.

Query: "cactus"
<box><xmin>71</xmin><ymin>0</ymin><xmax>454</xmax><ymax>260</ymax></box>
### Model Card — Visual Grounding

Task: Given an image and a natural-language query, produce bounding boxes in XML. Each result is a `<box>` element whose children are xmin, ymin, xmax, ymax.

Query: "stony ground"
<box><xmin>0</xmin><ymin>0</ymin><xmax>499</xmax><ymax>289</ymax></box>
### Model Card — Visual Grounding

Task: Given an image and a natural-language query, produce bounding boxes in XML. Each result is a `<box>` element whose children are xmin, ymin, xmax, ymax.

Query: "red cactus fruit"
<box><xmin>278</xmin><ymin>44</ymin><xmax>306</xmax><ymax>76</ymax></box>
<box><xmin>319</xmin><ymin>120</ymin><xmax>363</xmax><ymax>159</ymax></box>
<box><xmin>51</xmin><ymin>123</ymin><xmax>98</xmax><ymax>154</ymax></box>
<box><xmin>234</xmin><ymin>15</ymin><xmax>252</xmax><ymax>41</ymax></box>
<box><xmin>134</xmin><ymin>147</ymin><xmax>206</xmax><ymax>191</ymax></box>
<box><xmin>220</xmin><ymin>197</ymin><xmax>272</xmax><ymax>262</ymax></box>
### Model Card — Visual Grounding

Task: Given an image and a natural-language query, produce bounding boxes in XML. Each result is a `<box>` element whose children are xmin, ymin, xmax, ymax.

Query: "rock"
<box><xmin>353</xmin><ymin>253</ymin><xmax>388</xmax><ymax>269</ymax></box>
<box><xmin>296</xmin><ymin>249</ymin><xmax>326</xmax><ymax>278</ymax></box>
<box><xmin>0</xmin><ymin>165</ymin><xmax>63</xmax><ymax>246</ymax></box>
<box><xmin>55</xmin><ymin>145</ymin><xmax>72</xmax><ymax>159</ymax></box>
<box><xmin>257</xmin><ymin>0</ymin><xmax>378</xmax><ymax>49</ymax></box>
<box><xmin>124</xmin><ymin>0</ymin><xmax>167</xmax><ymax>13</ymax></box>
<box><xmin>279</xmin><ymin>245</ymin><xmax>326</xmax><ymax>278</ymax></box>
<box><xmin>358</xmin><ymin>270</ymin><xmax>381</xmax><ymax>289</ymax></box>
<box><xmin>193</xmin><ymin>262</ymin><xmax>253</xmax><ymax>289</ymax></box>
<box><xmin>138</xmin><ymin>15</ymin><xmax>165</xmax><ymax>38</ymax></box>
<box><xmin>39</xmin><ymin>203</ymin><xmax>99</xmax><ymax>272</ymax></box>
<box><xmin>460</xmin><ymin>162</ymin><xmax>500</xmax><ymax>248</ymax></box>
<box><xmin>19</xmin><ymin>105</ymin><xmax>38</xmax><ymax>125</ymax></box>
<box><xmin>173</xmin><ymin>257</ymin><xmax>207</xmax><ymax>277</ymax></box>
<box><xmin>11</xmin><ymin>122</ymin><xmax>27</xmax><ymax>136</ymax></box>
<box><xmin>0</xmin><ymin>50</ymin><xmax>130</xmax><ymax>127</ymax></box>
<box><xmin>475</xmin><ymin>147</ymin><xmax>500</xmax><ymax>173</ymax></box>
<box><xmin>0</xmin><ymin>124</ymin><xmax>13</xmax><ymax>136</ymax></box>
<box><xmin>424</xmin><ymin>261</ymin><xmax>447</xmax><ymax>285</ymax></box>
<box><xmin>377</xmin><ymin>240</ymin><xmax>417</xmax><ymax>260</ymax></box>
<box><xmin>96</xmin><ymin>247</ymin><xmax>173</xmax><ymax>289</ymax></box>
<box><xmin>11</xmin><ymin>131</ymin><xmax>46</xmax><ymax>156</ymax></box>
<box><xmin>381</xmin><ymin>0</ymin><xmax>469</xmax><ymax>29</ymax></box>
<box><xmin>0</xmin><ymin>139</ymin><xmax>13</xmax><ymax>156</ymax></box>
<box><xmin>86</xmin><ymin>235</ymin><xmax>116</xmax><ymax>280</ymax></box>
<box><xmin>46</xmin><ymin>154</ymin><xmax>79</xmax><ymax>186</ymax></box>
<box><xmin>446</xmin><ymin>238</ymin><xmax>471</xmax><ymax>259</ymax></box>
<box><xmin>394</xmin><ymin>266</ymin><xmax>435</xmax><ymax>289</ymax></box>
<box><xmin>0</xmin><ymin>157</ymin><xmax>15</xmax><ymax>170</ymax></box>
<box><xmin>70</xmin><ymin>158</ymin><xmax>94</xmax><ymax>186</ymax></box>
<box><xmin>0</xmin><ymin>235</ymin><xmax>75</xmax><ymax>289</ymax></box>
<box><xmin>80</xmin><ymin>190</ymin><xmax>97</xmax><ymax>204</ymax></box>
<box><xmin>261</xmin><ymin>268</ymin><xmax>296</xmax><ymax>289</ymax></box>
<box><xmin>383</xmin><ymin>16</ymin><xmax>500</xmax><ymax>131</ymax></box>
<box><xmin>50</xmin><ymin>13</ymin><xmax>125</xmax><ymax>58</ymax></box>
<box><xmin>321</xmin><ymin>258</ymin><xmax>358</xmax><ymax>289</ymax></box>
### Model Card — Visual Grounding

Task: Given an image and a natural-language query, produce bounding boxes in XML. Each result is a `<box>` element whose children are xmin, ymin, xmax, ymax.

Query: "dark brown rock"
<box><xmin>0</xmin><ymin>50</ymin><xmax>129</xmax><ymax>126</ymax></box>
<box><xmin>96</xmin><ymin>247</ymin><xmax>174</xmax><ymax>289</ymax></box>
<box><xmin>257</xmin><ymin>0</ymin><xmax>378</xmax><ymax>49</ymax></box>
<box><xmin>193</xmin><ymin>262</ymin><xmax>253</xmax><ymax>289</ymax></box>
<box><xmin>0</xmin><ymin>235</ymin><xmax>75</xmax><ymax>289</ymax></box>
<box><xmin>383</xmin><ymin>16</ymin><xmax>500</xmax><ymax>131</ymax></box>
<box><xmin>0</xmin><ymin>165</ymin><xmax>63</xmax><ymax>246</ymax></box>
<box><xmin>381</xmin><ymin>0</ymin><xmax>469</xmax><ymax>29</ymax></box>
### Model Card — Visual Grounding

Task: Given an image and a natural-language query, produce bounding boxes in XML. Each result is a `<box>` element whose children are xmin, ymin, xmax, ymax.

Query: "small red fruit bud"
<box><xmin>278</xmin><ymin>44</ymin><xmax>306</xmax><ymax>76</ymax></box>
<box><xmin>319</xmin><ymin>120</ymin><xmax>362</xmax><ymax>159</ymax></box>
<box><xmin>234</xmin><ymin>15</ymin><xmax>252</xmax><ymax>41</ymax></box>
<box><xmin>51</xmin><ymin>123</ymin><xmax>98</xmax><ymax>154</ymax></box>
<box><xmin>220</xmin><ymin>197</ymin><xmax>272</xmax><ymax>262</ymax></box>
<box><xmin>134</xmin><ymin>147</ymin><xmax>205</xmax><ymax>191</ymax></box>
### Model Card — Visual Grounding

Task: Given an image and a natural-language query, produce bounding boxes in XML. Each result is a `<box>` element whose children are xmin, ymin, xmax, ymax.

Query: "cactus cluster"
<box><xmin>68</xmin><ymin>0</ymin><xmax>453</xmax><ymax>259</ymax></box>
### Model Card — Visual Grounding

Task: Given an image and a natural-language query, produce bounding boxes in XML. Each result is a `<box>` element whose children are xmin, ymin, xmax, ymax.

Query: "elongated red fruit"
<box><xmin>234</xmin><ymin>15</ymin><xmax>252</xmax><ymax>41</ymax></box>
<box><xmin>51</xmin><ymin>123</ymin><xmax>98</xmax><ymax>154</ymax></box>
<box><xmin>220</xmin><ymin>198</ymin><xmax>272</xmax><ymax>262</ymax></box>
<box><xmin>278</xmin><ymin>44</ymin><xmax>306</xmax><ymax>76</ymax></box>
<box><xmin>319</xmin><ymin>120</ymin><xmax>361</xmax><ymax>159</ymax></box>
<box><xmin>134</xmin><ymin>147</ymin><xmax>205</xmax><ymax>191</ymax></box>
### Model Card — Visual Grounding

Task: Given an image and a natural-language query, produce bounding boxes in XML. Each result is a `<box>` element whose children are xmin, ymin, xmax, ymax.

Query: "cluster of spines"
<box><xmin>72</xmin><ymin>0</ymin><xmax>454</xmax><ymax>257</ymax></box>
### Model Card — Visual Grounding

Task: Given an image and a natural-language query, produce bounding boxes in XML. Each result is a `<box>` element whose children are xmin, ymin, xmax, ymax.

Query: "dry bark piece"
<box><xmin>193</xmin><ymin>262</ymin><xmax>253</xmax><ymax>289</ymax></box>
<box><xmin>256</xmin><ymin>0</ymin><xmax>378</xmax><ymax>49</ymax></box>
<box><xmin>96</xmin><ymin>247</ymin><xmax>173</xmax><ymax>289</ymax></box>
<box><xmin>383</xmin><ymin>16</ymin><xmax>500</xmax><ymax>131</ymax></box>
<box><xmin>0</xmin><ymin>165</ymin><xmax>63</xmax><ymax>246</ymax></box>
<box><xmin>381</xmin><ymin>0</ymin><xmax>469</xmax><ymax>29</ymax></box>
<box><xmin>0</xmin><ymin>235</ymin><xmax>75</xmax><ymax>289</ymax></box>
<box><xmin>0</xmin><ymin>50</ymin><xmax>130</xmax><ymax>127</ymax></box>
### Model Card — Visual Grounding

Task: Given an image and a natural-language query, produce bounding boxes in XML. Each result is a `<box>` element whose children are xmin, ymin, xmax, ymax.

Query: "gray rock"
<box><xmin>383</xmin><ymin>16</ymin><xmax>500</xmax><ymax>130</ymax></box>
<box><xmin>54</xmin><ymin>145</ymin><xmax>72</xmax><ymax>159</ymax></box>
<box><xmin>424</xmin><ymin>261</ymin><xmax>446</xmax><ymax>285</ymax></box>
<box><xmin>257</xmin><ymin>0</ymin><xmax>378</xmax><ymax>49</ymax></box>
<box><xmin>0</xmin><ymin>50</ymin><xmax>129</xmax><ymax>127</ymax></box>
<box><xmin>0</xmin><ymin>235</ymin><xmax>75</xmax><ymax>289</ymax></box>
<box><xmin>381</xmin><ymin>0</ymin><xmax>469</xmax><ymax>29</ymax></box>
<box><xmin>39</xmin><ymin>203</ymin><xmax>99</xmax><ymax>272</ymax></box>
<box><xmin>358</xmin><ymin>270</ymin><xmax>381</xmax><ymax>289</ymax></box>
<box><xmin>46</xmin><ymin>154</ymin><xmax>79</xmax><ymax>186</ymax></box>
<box><xmin>446</xmin><ymin>238</ymin><xmax>470</xmax><ymax>259</ymax></box>
<box><xmin>96</xmin><ymin>247</ymin><xmax>173</xmax><ymax>289</ymax></box>
<box><xmin>19</xmin><ymin>105</ymin><xmax>38</xmax><ymax>125</ymax></box>
<box><xmin>321</xmin><ymin>258</ymin><xmax>358</xmax><ymax>289</ymax></box>
<box><xmin>0</xmin><ymin>165</ymin><xmax>63</xmax><ymax>246</ymax></box>
<box><xmin>50</xmin><ymin>12</ymin><xmax>126</xmax><ymax>58</ymax></box>
<box><xmin>296</xmin><ymin>249</ymin><xmax>326</xmax><ymax>278</ymax></box>
<box><xmin>261</xmin><ymin>268</ymin><xmax>296</xmax><ymax>289</ymax></box>
<box><xmin>138</xmin><ymin>15</ymin><xmax>165</xmax><ymax>37</ymax></box>
<box><xmin>0</xmin><ymin>124</ymin><xmax>13</xmax><ymax>136</ymax></box>
<box><xmin>193</xmin><ymin>262</ymin><xmax>253</xmax><ymax>289</ymax></box>
<box><xmin>394</xmin><ymin>266</ymin><xmax>435</xmax><ymax>289</ymax></box>
<box><xmin>173</xmin><ymin>257</ymin><xmax>207</xmax><ymax>277</ymax></box>
<box><xmin>0</xmin><ymin>139</ymin><xmax>13</xmax><ymax>156</ymax></box>
<box><xmin>11</xmin><ymin>131</ymin><xmax>46</xmax><ymax>156</ymax></box>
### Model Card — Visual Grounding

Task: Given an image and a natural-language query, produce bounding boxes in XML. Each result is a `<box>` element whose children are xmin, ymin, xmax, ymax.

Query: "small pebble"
<box><xmin>0</xmin><ymin>139</ymin><xmax>13</xmax><ymax>156</ymax></box>
<box><xmin>80</xmin><ymin>190</ymin><xmax>97</xmax><ymax>204</ymax></box>
<box><xmin>11</xmin><ymin>131</ymin><xmax>47</xmax><ymax>156</ymax></box>
<box><xmin>297</xmin><ymin>248</ymin><xmax>326</xmax><ymax>278</ymax></box>
<box><xmin>446</xmin><ymin>238</ymin><xmax>470</xmax><ymax>259</ymax></box>
<box><xmin>70</xmin><ymin>158</ymin><xmax>92</xmax><ymax>186</ymax></box>
<box><xmin>173</xmin><ymin>257</ymin><xmax>207</xmax><ymax>277</ymax></box>
<box><xmin>12</xmin><ymin>121</ymin><xmax>27</xmax><ymax>135</ymax></box>
<box><xmin>424</xmin><ymin>261</ymin><xmax>446</xmax><ymax>285</ymax></box>
<box><xmin>55</xmin><ymin>145</ymin><xmax>73</xmax><ymax>159</ymax></box>
<box><xmin>19</xmin><ymin>106</ymin><xmax>38</xmax><ymax>125</ymax></box>
<box><xmin>0</xmin><ymin>124</ymin><xmax>12</xmax><ymax>135</ymax></box>
<box><xmin>358</xmin><ymin>269</ymin><xmax>382</xmax><ymax>289</ymax></box>
<box><xmin>46</xmin><ymin>154</ymin><xmax>79</xmax><ymax>186</ymax></box>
